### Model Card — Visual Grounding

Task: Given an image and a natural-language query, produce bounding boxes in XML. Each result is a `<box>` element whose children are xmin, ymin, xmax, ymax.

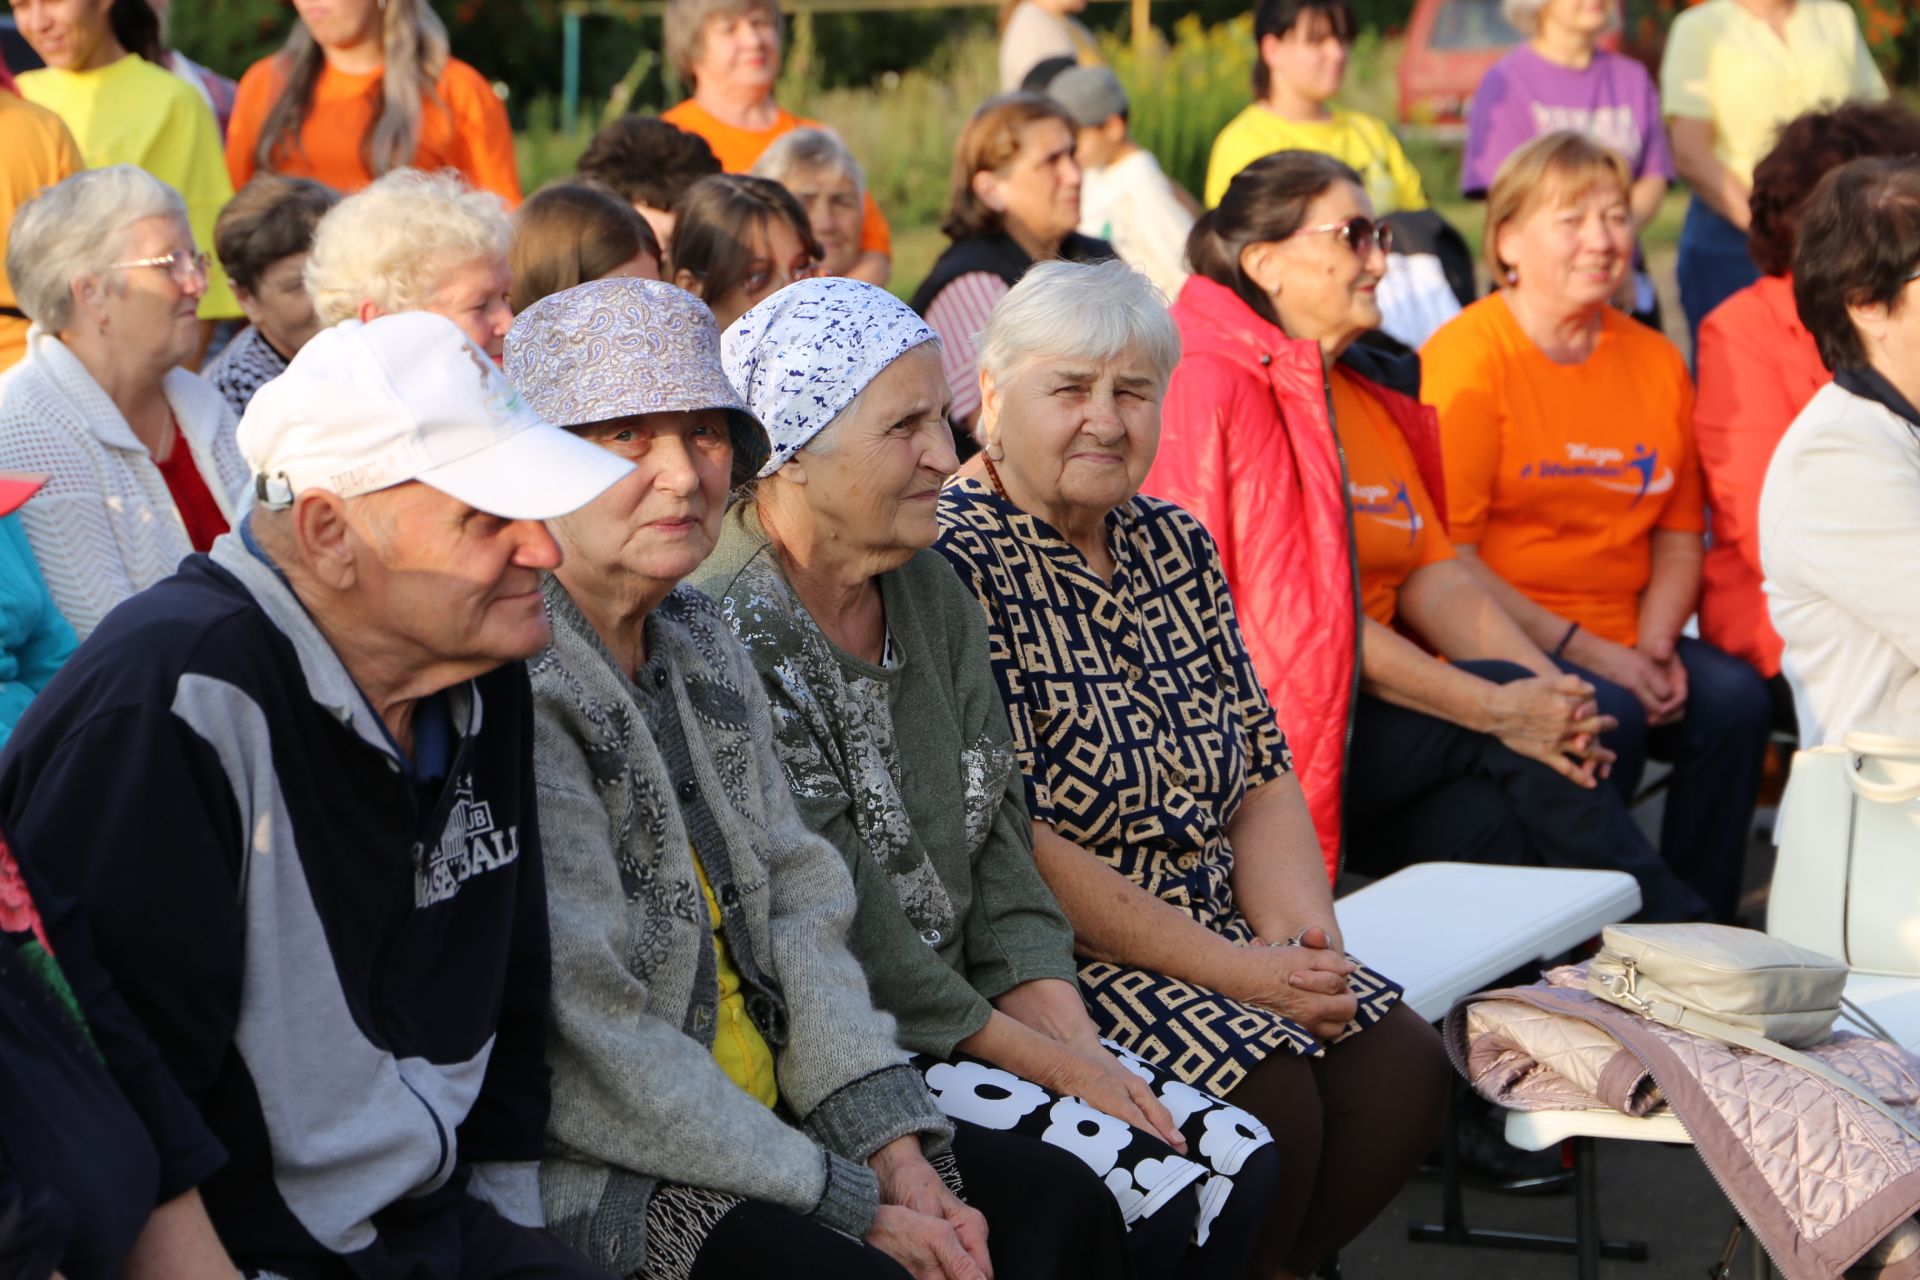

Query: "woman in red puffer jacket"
<box><xmin>1144</xmin><ymin>149</ymin><xmax>1703</xmax><ymax>922</ymax></box>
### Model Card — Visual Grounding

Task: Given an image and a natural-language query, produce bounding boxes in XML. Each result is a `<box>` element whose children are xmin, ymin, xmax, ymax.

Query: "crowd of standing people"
<box><xmin>0</xmin><ymin>0</ymin><xmax>1915</xmax><ymax>1277</ymax></box>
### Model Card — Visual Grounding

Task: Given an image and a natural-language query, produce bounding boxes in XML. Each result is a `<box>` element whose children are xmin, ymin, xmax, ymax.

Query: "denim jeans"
<box><xmin>1677</xmin><ymin>197</ymin><xmax>1761</xmax><ymax>360</ymax></box>
<box><xmin>1556</xmin><ymin>636</ymin><xmax>1773</xmax><ymax>922</ymax></box>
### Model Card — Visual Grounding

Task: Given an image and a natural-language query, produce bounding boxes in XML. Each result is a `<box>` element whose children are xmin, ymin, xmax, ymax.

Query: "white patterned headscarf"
<box><xmin>721</xmin><ymin>278</ymin><xmax>940</xmax><ymax>478</ymax></box>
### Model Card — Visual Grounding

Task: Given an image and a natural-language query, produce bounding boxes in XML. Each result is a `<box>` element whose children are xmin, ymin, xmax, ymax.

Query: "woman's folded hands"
<box><xmin>868</xmin><ymin>1135</ymin><xmax>994</xmax><ymax>1280</ymax></box>
<box><xmin>1483</xmin><ymin>673</ymin><xmax>1617</xmax><ymax>785</ymax></box>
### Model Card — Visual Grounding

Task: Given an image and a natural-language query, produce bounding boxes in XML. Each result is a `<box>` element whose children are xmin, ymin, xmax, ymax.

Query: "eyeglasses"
<box><xmin>107</xmin><ymin>250</ymin><xmax>212</xmax><ymax>288</ymax></box>
<box><xmin>1292</xmin><ymin>216</ymin><xmax>1393</xmax><ymax>258</ymax></box>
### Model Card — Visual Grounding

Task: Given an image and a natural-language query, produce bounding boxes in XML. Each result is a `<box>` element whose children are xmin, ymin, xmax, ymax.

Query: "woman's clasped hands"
<box><xmin>867</xmin><ymin>1135</ymin><xmax>995</xmax><ymax>1280</ymax></box>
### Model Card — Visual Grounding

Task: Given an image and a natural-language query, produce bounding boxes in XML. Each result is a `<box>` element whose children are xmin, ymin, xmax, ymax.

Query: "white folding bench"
<box><xmin>1333</xmin><ymin>862</ymin><xmax>1645</xmax><ymax>1271</ymax></box>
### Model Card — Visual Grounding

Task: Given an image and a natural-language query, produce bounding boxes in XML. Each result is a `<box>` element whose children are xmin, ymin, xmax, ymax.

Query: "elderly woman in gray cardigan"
<box><xmin>504</xmin><ymin>279</ymin><xmax>1125</xmax><ymax>1280</ymax></box>
<box><xmin>691</xmin><ymin>278</ymin><xmax>1280</xmax><ymax>1280</ymax></box>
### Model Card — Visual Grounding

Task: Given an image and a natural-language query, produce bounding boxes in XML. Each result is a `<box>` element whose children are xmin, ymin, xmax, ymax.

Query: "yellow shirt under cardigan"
<box><xmin>693</xmin><ymin>856</ymin><xmax>779</xmax><ymax>1108</ymax></box>
<box><xmin>20</xmin><ymin>55</ymin><xmax>240</xmax><ymax>320</ymax></box>
<box><xmin>1205</xmin><ymin>104</ymin><xmax>1428</xmax><ymax>213</ymax></box>
<box><xmin>1660</xmin><ymin>0</ymin><xmax>1885</xmax><ymax>186</ymax></box>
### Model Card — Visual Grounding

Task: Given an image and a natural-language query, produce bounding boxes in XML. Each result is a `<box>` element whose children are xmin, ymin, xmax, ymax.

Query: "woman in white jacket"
<box><xmin>0</xmin><ymin>165</ymin><xmax>246</xmax><ymax>640</ymax></box>
<box><xmin>1760</xmin><ymin>156</ymin><xmax>1920</xmax><ymax>745</ymax></box>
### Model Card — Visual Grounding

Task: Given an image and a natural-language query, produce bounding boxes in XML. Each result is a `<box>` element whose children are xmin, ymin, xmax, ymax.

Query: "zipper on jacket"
<box><xmin>1320</xmin><ymin>361</ymin><xmax>1364</xmax><ymax>884</ymax></box>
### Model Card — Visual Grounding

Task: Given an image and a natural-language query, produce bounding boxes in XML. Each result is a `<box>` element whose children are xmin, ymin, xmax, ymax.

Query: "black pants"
<box><xmin>1223</xmin><ymin>1002</ymin><xmax>1450</xmax><ymax>1277</ymax></box>
<box><xmin>1343</xmin><ymin>659</ymin><xmax>1709</xmax><ymax>922</ymax></box>
<box><xmin>688</xmin><ymin>1122</ymin><xmax>1133</xmax><ymax>1280</ymax></box>
<box><xmin>1560</xmin><ymin>637</ymin><xmax>1773</xmax><ymax>922</ymax></box>
<box><xmin>374</xmin><ymin>1192</ymin><xmax>616</xmax><ymax>1280</ymax></box>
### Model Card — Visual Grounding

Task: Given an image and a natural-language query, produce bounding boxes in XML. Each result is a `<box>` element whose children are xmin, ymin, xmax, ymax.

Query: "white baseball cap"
<box><xmin>237</xmin><ymin>312</ymin><xmax>634</xmax><ymax>520</ymax></box>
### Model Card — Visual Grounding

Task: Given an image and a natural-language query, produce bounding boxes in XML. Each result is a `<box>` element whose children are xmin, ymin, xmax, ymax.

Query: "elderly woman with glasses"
<box><xmin>693</xmin><ymin>277</ymin><xmax>1281</xmax><ymax>1279</ymax></box>
<box><xmin>1423</xmin><ymin>131</ymin><xmax>1772</xmax><ymax>924</ymax></box>
<box><xmin>1145</xmin><ymin>150</ymin><xmax>1703</xmax><ymax>925</ymax></box>
<box><xmin>937</xmin><ymin>258</ymin><xmax>1445</xmax><ymax>1279</ymax></box>
<box><xmin>0</xmin><ymin>164</ymin><xmax>246</xmax><ymax>641</ymax></box>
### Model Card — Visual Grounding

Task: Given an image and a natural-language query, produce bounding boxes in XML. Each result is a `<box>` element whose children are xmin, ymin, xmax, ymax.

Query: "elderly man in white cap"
<box><xmin>0</xmin><ymin>313</ymin><xmax>631</xmax><ymax>1280</ymax></box>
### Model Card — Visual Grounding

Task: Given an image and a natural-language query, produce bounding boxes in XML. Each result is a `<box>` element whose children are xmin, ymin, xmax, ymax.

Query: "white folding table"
<box><xmin>1337</xmin><ymin>861</ymin><xmax>1644</xmax><ymax>1022</ymax></box>
<box><xmin>1334</xmin><ymin>862</ymin><xmax>1647</xmax><ymax>1272</ymax></box>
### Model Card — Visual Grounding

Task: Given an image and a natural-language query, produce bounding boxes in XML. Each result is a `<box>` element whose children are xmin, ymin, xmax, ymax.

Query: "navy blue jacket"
<box><xmin>0</xmin><ymin>533</ymin><xmax>552</xmax><ymax>1280</ymax></box>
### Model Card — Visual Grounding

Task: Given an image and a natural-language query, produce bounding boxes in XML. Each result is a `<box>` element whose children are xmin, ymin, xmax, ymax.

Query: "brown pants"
<box><xmin>1223</xmin><ymin>1000</ymin><xmax>1451</xmax><ymax>1277</ymax></box>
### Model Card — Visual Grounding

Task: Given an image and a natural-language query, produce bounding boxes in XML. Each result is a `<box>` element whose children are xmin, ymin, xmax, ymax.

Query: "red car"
<box><xmin>1397</xmin><ymin>0</ymin><xmax>1525</xmax><ymax>130</ymax></box>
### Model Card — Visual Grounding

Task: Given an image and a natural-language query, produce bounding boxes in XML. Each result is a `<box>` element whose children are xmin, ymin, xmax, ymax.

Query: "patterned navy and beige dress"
<box><xmin>935</xmin><ymin>478</ymin><xmax>1404</xmax><ymax>1098</ymax></box>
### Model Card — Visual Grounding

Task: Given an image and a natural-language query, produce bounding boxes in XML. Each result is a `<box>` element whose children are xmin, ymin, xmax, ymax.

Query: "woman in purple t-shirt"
<box><xmin>1463</xmin><ymin>0</ymin><xmax>1670</xmax><ymax>311</ymax></box>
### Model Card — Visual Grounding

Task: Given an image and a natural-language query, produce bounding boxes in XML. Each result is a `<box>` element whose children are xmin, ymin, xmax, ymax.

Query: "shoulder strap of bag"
<box><xmin>1639</xmin><ymin>999</ymin><xmax>1920</xmax><ymax>1145</ymax></box>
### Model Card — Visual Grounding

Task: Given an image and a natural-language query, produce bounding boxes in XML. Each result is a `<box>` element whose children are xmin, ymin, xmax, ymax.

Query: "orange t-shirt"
<box><xmin>1332</xmin><ymin>366</ymin><xmax>1453</xmax><ymax>625</ymax></box>
<box><xmin>661</xmin><ymin>98</ymin><xmax>890</xmax><ymax>257</ymax></box>
<box><xmin>1421</xmin><ymin>294</ymin><xmax>1704</xmax><ymax>647</ymax></box>
<box><xmin>225</xmin><ymin>55</ymin><xmax>521</xmax><ymax>206</ymax></box>
<box><xmin>0</xmin><ymin>91</ymin><xmax>84</xmax><ymax>371</ymax></box>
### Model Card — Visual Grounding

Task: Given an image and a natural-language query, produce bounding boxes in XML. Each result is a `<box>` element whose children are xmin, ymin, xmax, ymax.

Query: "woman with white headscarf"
<box><xmin>692</xmin><ymin>277</ymin><xmax>1280</xmax><ymax>1278</ymax></box>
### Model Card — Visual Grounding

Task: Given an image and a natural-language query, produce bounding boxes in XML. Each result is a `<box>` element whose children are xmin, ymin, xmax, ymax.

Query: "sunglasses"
<box><xmin>1292</xmin><ymin>216</ymin><xmax>1394</xmax><ymax>257</ymax></box>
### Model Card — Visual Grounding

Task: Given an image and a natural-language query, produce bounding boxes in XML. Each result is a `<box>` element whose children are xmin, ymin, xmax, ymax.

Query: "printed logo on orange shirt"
<box><xmin>1348</xmin><ymin>479</ymin><xmax>1422</xmax><ymax>545</ymax></box>
<box><xmin>1519</xmin><ymin>442</ymin><xmax>1672</xmax><ymax>506</ymax></box>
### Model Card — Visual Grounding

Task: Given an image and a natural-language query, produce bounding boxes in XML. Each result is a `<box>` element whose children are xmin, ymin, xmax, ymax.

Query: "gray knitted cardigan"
<box><xmin>531</xmin><ymin>576</ymin><xmax>952</xmax><ymax>1276</ymax></box>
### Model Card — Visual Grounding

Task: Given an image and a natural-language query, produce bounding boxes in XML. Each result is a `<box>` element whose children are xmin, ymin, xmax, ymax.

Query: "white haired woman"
<box><xmin>225</xmin><ymin>0</ymin><xmax>520</xmax><ymax>204</ymax></box>
<box><xmin>505</xmin><ymin>277</ymin><xmax>999</xmax><ymax>1280</ymax></box>
<box><xmin>0</xmin><ymin>164</ymin><xmax>246</xmax><ymax>640</ymax></box>
<box><xmin>751</xmin><ymin>127</ymin><xmax>866</xmax><ymax>280</ymax></box>
<box><xmin>936</xmin><ymin>260</ymin><xmax>1450</xmax><ymax>1280</ymax></box>
<box><xmin>304</xmin><ymin>167</ymin><xmax>514</xmax><ymax>360</ymax></box>
<box><xmin>692</xmin><ymin>277</ymin><xmax>1281</xmax><ymax>1278</ymax></box>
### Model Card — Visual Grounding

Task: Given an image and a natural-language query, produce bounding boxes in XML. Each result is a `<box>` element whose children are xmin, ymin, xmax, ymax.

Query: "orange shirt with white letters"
<box><xmin>1421</xmin><ymin>294</ymin><xmax>1704</xmax><ymax>647</ymax></box>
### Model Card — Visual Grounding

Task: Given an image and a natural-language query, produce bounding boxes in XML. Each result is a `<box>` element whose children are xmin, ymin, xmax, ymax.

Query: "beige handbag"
<box><xmin>1768</xmin><ymin>732</ymin><xmax>1920</xmax><ymax>977</ymax></box>
<box><xmin>1587</xmin><ymin>923</ymin><xmax>1920</xmax><ymax>1143</ymax></box>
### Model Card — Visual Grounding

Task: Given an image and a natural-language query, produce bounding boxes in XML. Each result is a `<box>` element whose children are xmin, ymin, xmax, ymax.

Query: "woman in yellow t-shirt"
<box><xmin>1660</xmin><ymin>0</ymin><xmax>1884</xmax><ymax>349</ymax></box>
<box><xmin>1204</xmin><ymin>0</ymin><xmax>1426</xmax><ymax>213</ymax></box>
<box><xmin>1423</xmin><ymin>132</ymin><xmax>1771</xmax><ymax>922</ymax></box>
<box><xmin>12</xmin><ymin>0</ymin><xmax>238</xmax><ymax>323</ymax></box>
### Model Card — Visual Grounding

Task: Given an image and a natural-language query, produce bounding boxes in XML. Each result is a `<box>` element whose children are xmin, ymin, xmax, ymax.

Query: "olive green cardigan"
<box><xmin>691</xmin><ymin>504</ymin><xmax>1078</xmax><ymax>1057</ymax></box>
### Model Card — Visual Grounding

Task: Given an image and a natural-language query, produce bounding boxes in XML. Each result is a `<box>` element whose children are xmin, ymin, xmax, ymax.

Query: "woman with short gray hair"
<box><xmin>0</xmin><ymin>164</ymin><xmax>246</xmax><ymax>639</ymax></box>
<box><xmin>938</xmin><ymin>259</ymin><xmax>1449</xmax><ymax>1279</ymax></box>
<box><xmin>695</xmin><ymin>275</ymin><xmax>1277</xmax><ymax>1278</ymax></box>
<box><xmin>1460</xmin><ymin>0</ymin><xmax>1668</xmax><ymax>313</ymax></box>
<box><xmin>752</xmin><ymin>127</ymin><xmax>867</xmax><ymax>279</ymax></box>
<box><xmin>304</xmin><ymin>167</ymin><xmax>514</xmax><ymax>359</ymax></box>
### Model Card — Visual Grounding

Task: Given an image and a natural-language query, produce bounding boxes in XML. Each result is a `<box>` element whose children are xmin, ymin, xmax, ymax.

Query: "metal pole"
<box><xmin>1130</xmin><ymin>0</ymin><xmax>1148</xmax><ymax>53</ymax></box>
<box><xmin>562</xmin><ymin>9</ymin><xmax>582</xmax><ymax>136</ymax></box>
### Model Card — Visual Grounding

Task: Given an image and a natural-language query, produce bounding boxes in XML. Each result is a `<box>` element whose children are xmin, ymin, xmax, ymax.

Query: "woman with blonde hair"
<box><xmin>1423</xmin><ymin>131</ymin><xmax>1772</xmax><ymax>922</ymax></box>
<box><xmin>304</xmin><ymin>167</ymin><xmax>514</xmax><ymax>359</ymax></box>
<box><xmin>509</xmin><ymin>183</ymin><xmax>662</xmax><ymax>315</ymax></box>
<box><xmin>1461</xmin><ymin>0</ymin><xmax>1668</xmax><ymax>315</ymax></box>
<box><xmin>224</xmin><ymin>0</ymin><xmax>520</xmax><ymax>204</ymax></box>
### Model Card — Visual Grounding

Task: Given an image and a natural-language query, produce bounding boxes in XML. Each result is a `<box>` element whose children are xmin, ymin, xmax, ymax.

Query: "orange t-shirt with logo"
<box><xmin>1332</xmin><ymin>366</ymin><xmax>1454</xmax><ymax>625</ymax></box>
<box><xmin>1421</xmin><ymin>294</ymin><xmax>1704</xmax><ymax>647</ymax></box>
<box><xmin>661</xmin><ymin>98</ymin><xmax>890</xmax><ymax>256</ymax></box>
<box><xmin>226</xmin><ymin>56</ymin><xmax>521</xmax><ymax>207</ymax></box>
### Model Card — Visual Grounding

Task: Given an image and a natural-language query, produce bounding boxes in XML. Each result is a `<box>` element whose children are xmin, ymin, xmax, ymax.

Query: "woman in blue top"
<box><xmin>0</xmin><ymin>475</ymin><xmax>76</xmax><ymax>745</ymax></box>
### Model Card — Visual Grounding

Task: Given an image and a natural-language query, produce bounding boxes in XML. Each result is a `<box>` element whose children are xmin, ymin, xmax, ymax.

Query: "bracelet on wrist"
<box><xmin>1553</xmin><ymin>620</ymin><xmax>1581</xmax><ymax>657</ymax></box>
